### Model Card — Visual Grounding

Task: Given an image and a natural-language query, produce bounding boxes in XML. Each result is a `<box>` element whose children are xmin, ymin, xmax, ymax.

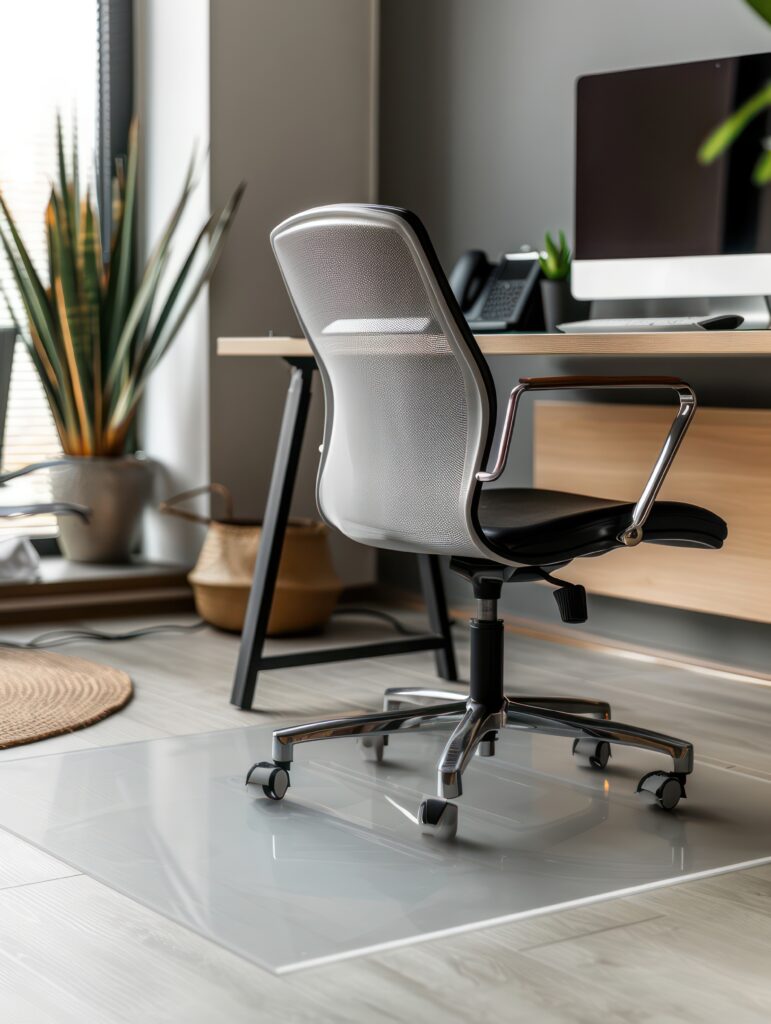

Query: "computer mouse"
<box><xmin>698</xmin><ymin>314</ymin><xmax>745</xmax><ymax>331</ymax></box>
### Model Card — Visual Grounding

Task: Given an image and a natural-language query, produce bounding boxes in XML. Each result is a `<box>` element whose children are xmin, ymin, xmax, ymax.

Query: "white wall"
<box><xmin>135</xmin><ymin>0</ymin><xmax>211</xmax><ymax>565</ymax></box>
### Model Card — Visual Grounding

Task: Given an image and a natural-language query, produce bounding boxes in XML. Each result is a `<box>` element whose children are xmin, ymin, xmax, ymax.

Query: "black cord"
<box><xmin>0</xmin><ymin>620</ymin><xmax>208</xmax><ymax>651</ymax></box>
<box><xmin>331</xmin><ymin>605</ymin><xmax>429</xmax><ymax>637</ymax></box>
<box><xmin>0</xmin><ymin>605</ymin><xmax>445</xmax><ymax>651</ymax></box>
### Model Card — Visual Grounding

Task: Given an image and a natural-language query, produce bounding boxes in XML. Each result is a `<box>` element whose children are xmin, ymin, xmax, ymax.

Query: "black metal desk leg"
<box><xmin>418</xmin><ymin>554</ymin><xmax>458</xmax><ymax>681</ymax></box>
<box><xmin>230</xmin><ymin>362</ymin><xmax>314</xmax><ymax>709</ymax></box>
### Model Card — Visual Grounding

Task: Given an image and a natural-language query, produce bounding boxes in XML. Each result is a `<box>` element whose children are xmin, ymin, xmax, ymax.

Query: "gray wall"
<box><xmin>209</xmin><ymin>0</ymin><xmax>378</xmax><ymax>584</ymax></box>
<box><xmin>379</xmin><ymin>0</ymin><xmax>771</xmax><ymax>668</ymax></box>
<box><xmin>380</xmin><ymin>0</ymin><xmax>767</xmax><ymax>267</ymax></box>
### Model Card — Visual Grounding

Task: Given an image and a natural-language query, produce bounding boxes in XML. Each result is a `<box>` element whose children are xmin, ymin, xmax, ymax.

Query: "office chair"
<box><xmin>246</xmin><ymin>204</ymin><xmax>727</xmax><ymax>839</ymax></box>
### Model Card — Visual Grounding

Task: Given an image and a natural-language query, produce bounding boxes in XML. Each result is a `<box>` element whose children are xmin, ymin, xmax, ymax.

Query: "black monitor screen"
<box><xmin>575</xmin><ymin>53</ymin><xmax>771</xmax><ymax>260</ymax></box>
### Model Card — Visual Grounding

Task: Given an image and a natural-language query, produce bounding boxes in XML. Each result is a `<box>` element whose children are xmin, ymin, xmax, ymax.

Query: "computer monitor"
<box><xmin>572</xmin><ymin>53</ymin><xmax>771</xmax><ymax>303</ymax></box>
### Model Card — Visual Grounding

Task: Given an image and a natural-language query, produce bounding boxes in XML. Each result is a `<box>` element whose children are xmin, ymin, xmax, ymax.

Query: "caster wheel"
<box><xmin>637</xmin><ymin>771</ymin><xmax>685</xmax><ymax>811</ymax></box>
<box><xmin>358</xmin><ymin>735</ymin><xmax>387</xmax><ymax>763</ymax></box>
<box><xmin>417</xmin><ymin>797</ymin><xmax>458</xmax><ymax>840</ymax></box>
<box><xmin>245</xmin><ymin>761</ymin><xmax>290</xmax><ymax>801</ymax></box>
<box><xmin>572</xmin><ymin>738</ymin><xmax>611</xmax><ymax>769</ymax></box>
<box><xmin>475</xmin><ymin>731</ymin><xmax>497</xmax><ymax>758</ymax></box>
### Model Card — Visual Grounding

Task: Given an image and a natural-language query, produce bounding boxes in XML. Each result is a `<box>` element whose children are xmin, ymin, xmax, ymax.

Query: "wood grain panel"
<box><xmin>533</xmin><ymin>401</ymin><xmax>771</xmax><ymax>622</ymax></box>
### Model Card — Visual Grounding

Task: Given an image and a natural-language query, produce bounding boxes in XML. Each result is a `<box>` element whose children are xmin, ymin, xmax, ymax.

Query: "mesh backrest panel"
<box><xmin>272</xmin><ymin>207</ymin><xmax>494</xmax><ymax>558</ymax></box>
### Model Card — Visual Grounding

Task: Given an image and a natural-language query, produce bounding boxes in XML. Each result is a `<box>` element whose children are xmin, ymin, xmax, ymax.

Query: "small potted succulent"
<box><xmin>0</xmin><ymin>119</ymin><xmax>243</xmax><ymax>562</ymax></box>
<box><xmin>538</xmin><ymin>230</ymin><xmax>589</xmax><ymax>332</ymax></box>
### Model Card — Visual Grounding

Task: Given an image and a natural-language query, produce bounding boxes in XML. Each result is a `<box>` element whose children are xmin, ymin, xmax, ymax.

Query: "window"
<box><xmin>0</xmin><ymin>1</ymin><xmax>99</xmax><ymax>536</ymax></box>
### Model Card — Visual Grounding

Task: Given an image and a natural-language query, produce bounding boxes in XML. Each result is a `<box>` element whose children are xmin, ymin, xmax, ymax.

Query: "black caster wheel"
<box><xmin>245</xmin><ymin>761</ymin><xmax>290</xmax><ymax>801</ymax></box>
<box><xmin>637</xmin><ymin>770</ymin><xmax>686</xmax><ymax>811</ymax></box>
<box><xmin>417</xmin><ymin>797</ymin><xmax>458</xmax><ymax>840</ymax></box>
<box><xmin>358</xmin><ymin>735</ymin><xmax>387</xmax><ymax>762</ymax></box>
<box><xmin>572</xmin><ymin>738</ymin><xmax>611</xmax><ymax>769</ymax></box>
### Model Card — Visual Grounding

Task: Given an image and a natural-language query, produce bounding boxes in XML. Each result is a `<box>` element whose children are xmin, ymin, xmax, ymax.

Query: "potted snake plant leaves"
<box><xmin>538</xmin><ymin>230</ymin><xmax>589</xmax><ymax>332</ymax></box>
<box><xmin>0</xmin><ymin>118</ymin><xmax>244</xmax><ymax>562</ymax></box>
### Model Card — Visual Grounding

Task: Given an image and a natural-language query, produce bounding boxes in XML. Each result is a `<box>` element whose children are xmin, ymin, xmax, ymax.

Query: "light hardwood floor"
<box><xmin>0</xmin><ymin>610</ymin><xmax>770</xmax><ymax>1023</ymax></box>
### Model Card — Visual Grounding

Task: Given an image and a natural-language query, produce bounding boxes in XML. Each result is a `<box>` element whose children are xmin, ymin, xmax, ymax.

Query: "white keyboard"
<box><xmin>557</xmin><ymin>314</ymin><xmax>744</xmax><ymax>334</ymax></box>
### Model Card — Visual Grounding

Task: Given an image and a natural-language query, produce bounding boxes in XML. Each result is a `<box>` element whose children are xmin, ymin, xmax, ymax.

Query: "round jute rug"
<box><xmin>0</xmin><ymin>648</ymin><xmax>133</xmax><ymax>750</ymax></box>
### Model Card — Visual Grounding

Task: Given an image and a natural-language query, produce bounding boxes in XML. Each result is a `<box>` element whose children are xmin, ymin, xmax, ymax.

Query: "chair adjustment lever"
<box><xmin>535</xmin><ymin>569</ymin><xmax>588</xmax><ymax>624</ymax></box>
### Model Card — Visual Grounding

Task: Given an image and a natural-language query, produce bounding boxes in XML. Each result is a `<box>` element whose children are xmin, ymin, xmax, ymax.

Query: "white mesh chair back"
<box><xmin>271</xmin><ymin>205</ymin><xmax>500</xmax><ymax>560</ymax></box>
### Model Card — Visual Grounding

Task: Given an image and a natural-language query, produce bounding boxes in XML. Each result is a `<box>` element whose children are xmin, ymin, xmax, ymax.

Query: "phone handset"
<box><xmin>448</xmin><ymin>249</ymin><xmax>544</xmax><ymax>332</ymax></box>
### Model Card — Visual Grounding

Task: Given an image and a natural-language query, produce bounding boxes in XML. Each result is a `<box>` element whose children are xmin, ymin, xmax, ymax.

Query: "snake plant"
<box><xmin>0</xmin><ymin>117</ymin><xmax>244</xmax><ymax>456</ymax></box>
<box><xmin>538</xmin><ymin>230</ymin><xmax>571</xmax><ymax>281</ymax></box>
<box><xmin>698</xmin><ymin>0</ymin><xmax>771</xmax><ymax>184</ymax></box>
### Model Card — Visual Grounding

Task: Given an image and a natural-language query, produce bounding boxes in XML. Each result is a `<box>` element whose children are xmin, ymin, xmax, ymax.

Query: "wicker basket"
<box><xmin>161</xmin><ymin>484</ymin><xmax>341</xmax><ymax>635</ymax></box>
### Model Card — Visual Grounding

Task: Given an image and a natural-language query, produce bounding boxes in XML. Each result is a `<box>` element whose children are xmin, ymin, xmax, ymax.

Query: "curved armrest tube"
<box><xmin>0</xmin><ymin>460</ymin><xmax>66</xmax><ymax>488</ymax></box>
<box><xmin>0</xmin><ymin>502</ymin><xmax>90</xmax><ymax>522</ymax></box>
<box><xmin>476</xmin><ymin>375</ymin><xmax>697</xmax><ymax>546</ymax></box>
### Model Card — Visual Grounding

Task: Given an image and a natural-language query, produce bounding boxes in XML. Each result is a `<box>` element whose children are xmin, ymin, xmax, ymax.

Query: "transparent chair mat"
<box><xmin>0</xmin><ymin>724</ymin><xmax>768</xmax><ymax>973</ymax></box>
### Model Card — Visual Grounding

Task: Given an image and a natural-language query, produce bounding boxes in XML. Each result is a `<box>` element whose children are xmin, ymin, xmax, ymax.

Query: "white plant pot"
<box><xmin>50</xmin><ymin>455</ymin><xmax>154</xmax><ymax>563</ymax></box>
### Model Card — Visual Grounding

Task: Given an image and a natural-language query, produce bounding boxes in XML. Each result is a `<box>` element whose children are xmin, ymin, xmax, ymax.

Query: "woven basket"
<box><xmin>161</xmin><ymin>484</ymin><xmax>341</xmax><ymax>635</ymax></box>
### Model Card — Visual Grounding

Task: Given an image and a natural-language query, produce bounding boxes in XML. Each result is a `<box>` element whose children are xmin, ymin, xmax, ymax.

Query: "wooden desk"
<box><xmin>219</xmin><ymin>331</ymin><xmax>771</xmax><ymax>709</ymax></box>
<box><xmin>218</xmin><ymin>330</ymin><xmax>771</xmax><ymax>359</ymax></box>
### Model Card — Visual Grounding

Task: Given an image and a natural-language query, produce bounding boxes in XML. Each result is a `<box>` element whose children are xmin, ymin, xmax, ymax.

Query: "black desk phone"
<box><xmin>448</xmin><ymin>250</ymin><xmax>544</xmax><ymax>332</ymax></box>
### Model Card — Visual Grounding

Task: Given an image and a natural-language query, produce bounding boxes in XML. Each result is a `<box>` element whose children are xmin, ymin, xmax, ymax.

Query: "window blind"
<box><xmin>0</xmin><ymin>1</ymin><xmax>99</xmax><ymax>537</ymax></box>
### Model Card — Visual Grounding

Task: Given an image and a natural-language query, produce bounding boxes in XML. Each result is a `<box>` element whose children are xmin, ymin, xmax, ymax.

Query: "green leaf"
<box><xmin>49</xmin><ymin>190</ymin><xmax>90</xmax><ymax>409</ymax></box>
<box><xmin>0</xmin><ymin>220</ymin><xmax>65</xmax><ymax>400</ymax></box>
<box><xmin>144</xmin><ymin>183</ymin><xmax>245</xmax><ymax>371</ymax></box>
<box><xmin>539</xmin><ymin>229</ymin><xmax>570</xmax><ymax>280</ymax></box>
<box><xmin>79</xmin><ymin>191</ymin><xmax>103</xmax><ymax>311</ymax></box>
<box><xmin>0</xmin><ymin>191</ymin><xmax>59</xmax><ymax>352</ymax></box>
<box><xmin>103</xmin><ymin>147</ymin><xmax>198</xmax><ymax>398</ymax></box>
<box><xmin>56</xmin><ymin>114</ymin><xmax>78</xmax><ymax>258</ymax></box>
<box><xmin>80</xmin><ymin>192</ymin><xmax>103</xmax><ymax>442</ymax></box>
<box><xmin>49</xmin><ymin>191</ymin><xmax>81</xmax><ymax>326</ymax></box>
<box><xmin>53</xmin><ymin>274</ymin><xmax>93</xmax><ymax>453</ymax></box>
<box><xmin>111</xmin><ymin>183</ymin><xmax>245</xmax><ymax>427</ymax></box>
<box><xmin>753</xmin><ymin>146</ymin><xmax>771</xmax><ymax>184</ymax></box>
<box><xmin>0</xmin><ymin>232</ymin><xmax>78</xmax><ymax>444</ymax></box>
<box><xmin>103</xmin><ymin>245</ymin><xmax>170</xmax><ymax>403</ymax></box>
<box><xmin>698</xmin><ymin>81</ymin><xmax>771</xmax><ymax>164</ymax></box>
<box><xmin>746</xmin><ymin>0</ymin><xmax>771</xmax><ymax>28</ymax></box>
<box><xmin>105</xmin><ymin>118</ymin><xmax>139</xmax><ymax>366</ymax></box>
<box><xmin>2</xmin><ymin>294</ymin><xmax>68</xmax><ymax>443</ymax></box>
<box><xmin>135</xmin><ymin>215</ymin><xmax>214</xmax><ymax>369</ymax></box>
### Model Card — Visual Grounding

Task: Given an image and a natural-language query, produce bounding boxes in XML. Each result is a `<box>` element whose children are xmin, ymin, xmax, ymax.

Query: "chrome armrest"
<box><xmin>0</xmin><ymin>460</ymin><xmax>64</xmax><ymax>487</ymax></box>
<box><xmin>476</xmin><ymin>375</ymin><xmax>697</xmax><ymax>546</ymax></box>
<box><xmin>0</xmin><ymin>502</ymin><xmax>90</xmax><ymax>522</ymax></box>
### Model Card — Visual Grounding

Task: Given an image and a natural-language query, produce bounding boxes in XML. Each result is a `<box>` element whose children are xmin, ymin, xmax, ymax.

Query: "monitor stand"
<box><xmin>584</xmin><ymin>295</ymin><xmax>770</xmax><ymax>332</ymax></box>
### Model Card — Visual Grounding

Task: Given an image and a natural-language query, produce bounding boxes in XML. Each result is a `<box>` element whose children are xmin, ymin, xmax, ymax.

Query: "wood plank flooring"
<box><xmin>0</xmin><ymin>610</ymin><xmax>769</xmax><ymax>1023</ymax></box>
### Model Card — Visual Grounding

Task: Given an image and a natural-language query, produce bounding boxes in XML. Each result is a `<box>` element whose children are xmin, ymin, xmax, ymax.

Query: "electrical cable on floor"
<box><xmin>0</xmin><ymin>620</ymin><xmax>208</xmax><ymax>650</ymax></box>
<box><xmin>331</xmin><ymin>605</ymin><xmax>454</xmax><ymax>636</ymax></box>
<box><xmin>0</xmin><ymin>605</ymin><xmax>449</xmax><ymax>651</ymax></box>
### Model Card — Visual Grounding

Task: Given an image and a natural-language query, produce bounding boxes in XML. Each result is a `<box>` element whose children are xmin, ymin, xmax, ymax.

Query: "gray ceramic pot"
<box><xmin>50</xmin><ymin>455</ymin><xmax>154</xmax><ymax>563</ymax></box>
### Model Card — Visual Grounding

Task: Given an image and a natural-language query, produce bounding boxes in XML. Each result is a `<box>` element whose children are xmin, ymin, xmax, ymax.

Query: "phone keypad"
<box><xmin>480</xmin><ymin>281</ymin><xmax>525</xmax><ymax>321</ymax></box>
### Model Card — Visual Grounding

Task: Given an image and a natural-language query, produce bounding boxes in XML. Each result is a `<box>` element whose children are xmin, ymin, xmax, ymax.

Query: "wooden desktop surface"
<box><xmin>218</xmin><ymin>331</ymin><xmax>771</xmax><ymax>358</ymax></box>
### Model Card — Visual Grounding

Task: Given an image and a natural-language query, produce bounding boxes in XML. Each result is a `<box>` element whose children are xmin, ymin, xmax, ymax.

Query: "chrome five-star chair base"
<box><xmin>246</xmin><ymin>567</ymin><xmax>693</xmax><ymax>841</ymax></box>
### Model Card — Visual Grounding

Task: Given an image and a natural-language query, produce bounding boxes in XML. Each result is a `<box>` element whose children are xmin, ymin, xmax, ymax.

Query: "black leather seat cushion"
<box><xmin>478</xmin><ymin>488</ymin><xmax>726</xmax><ymax>565</ymax></box>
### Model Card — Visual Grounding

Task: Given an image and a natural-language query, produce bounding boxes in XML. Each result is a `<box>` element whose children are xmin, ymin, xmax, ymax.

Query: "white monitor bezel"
<box><xmin>572</xmin><ymin>253</ymin><xmax>771</xmax><ymax>301</ymax></box>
